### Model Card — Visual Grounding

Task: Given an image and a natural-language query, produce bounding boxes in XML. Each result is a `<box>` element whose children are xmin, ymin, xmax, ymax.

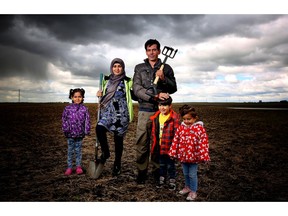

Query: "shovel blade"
<box><xmin>87</xmin><ymin>160</ymin><xmax>104</xmax><ymax>179</ymax></box>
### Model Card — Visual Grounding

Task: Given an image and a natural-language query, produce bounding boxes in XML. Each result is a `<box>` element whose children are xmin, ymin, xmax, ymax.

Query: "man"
<box><xmin>133</xmin><ymin>39</ymin><xmax>177</xmax><ymax>184</ymax></box>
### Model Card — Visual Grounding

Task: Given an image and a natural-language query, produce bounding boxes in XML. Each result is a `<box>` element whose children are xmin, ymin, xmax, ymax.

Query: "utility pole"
<box><xmin>18</xmin><ymin>89</ymin><xmax>20</xmax><ymax>103</ymax></box>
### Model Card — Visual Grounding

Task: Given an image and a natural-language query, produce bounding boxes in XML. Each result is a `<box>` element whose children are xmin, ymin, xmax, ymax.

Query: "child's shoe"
<box><xmin>76</xmin><ymin>166</ymin><xmax>83</xmax><ymax>175</ymax></box>
<box><xmin>179</xmin><ymin>186</ymin><xmax>191</xmax><ymax>195</ymax></box>
<box><xmin>168</xmin><ymin>179</ymin><xmax>176</xmax><ymax>191</ymax></box>
<box><xmin>156</xmin><ymin>176</ymin><xmax>165</xmax><ymax>188</ymax></box>
<box><xmin>186</xmin><ymin>191</ymin><xmax>197</xmax><ymax>201</ymax></box>
<box><xmin>64</xmin><ymin>168</ymin><xmax>73</xmax><ymax>176</ymax></box>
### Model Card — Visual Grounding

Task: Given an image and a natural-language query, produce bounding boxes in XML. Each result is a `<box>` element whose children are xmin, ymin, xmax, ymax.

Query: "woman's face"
<box><xmin>112</xmin><ymin>63</ymin><xmax>123</xmax><ymax>76</ymax></box>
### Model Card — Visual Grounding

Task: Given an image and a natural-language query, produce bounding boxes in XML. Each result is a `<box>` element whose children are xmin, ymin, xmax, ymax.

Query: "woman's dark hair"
<box><xmin>145</xmin><ymin>39</ymin><xmax>161</xmax><ymax>51</ymax></box>
<box><xmin>69</xmin><ymin>88</ymin><xmax>85</xmax><ymax>103</ymax></box>
<box><xmin>179</xmin><ymin>104</ymin><xmax>197</xmax><ymax>118</ymax></box>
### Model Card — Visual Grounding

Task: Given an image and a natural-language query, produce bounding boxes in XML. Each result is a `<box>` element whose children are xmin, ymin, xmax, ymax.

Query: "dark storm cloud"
<box><xmin>1</xmin><ymin>15</ymin><xmax>202</xmax><ymax>49</ymax></box>
<box><xmin>163</xmin><ymin>14</ymin><xmax>283</xmax><ymax>44</ymax></box>
<box><xmin>19</xmin><ymin>15</ymin><xmax>157</xmax><ymax>46</ymax></box>
<box><xmin>0</xmin><ymin>15</ymin><xmax>167</xmax><ymax>80</ymax></box>
<box><xmin>0</xmin><ymin>15</ymin><xmax>15</xmax><ymax>32</ymax></box>
<box><xmin>0</xmin><ymin>45</ymin><xmax>48</xmax><ymax>79</ymax></box>
<box><xmin>0</xmin><ymin>14</ymin><xmax>287</xmax><ymax>83</ymax></box>
<box><xmin>0</xmin><ymin>15</ymin><xmax>116</xmax><ymax>79</ymax></box>
<box><xmin>0</xmin><ymin>15</ymin><xmax>181</xmax><ymax>80</ymax></box>
<box><xmin>197</xmin><ymin>15</ymin><xmax>282</xmax><ymax>38</ymax></box>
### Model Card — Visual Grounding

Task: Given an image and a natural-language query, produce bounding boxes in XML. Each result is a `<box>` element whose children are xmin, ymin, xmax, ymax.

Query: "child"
<box><xmin>62</xmin><ymin>88</ymin><xmax>91</xmax><ymax>176</ymax></box>
<box><xmin>168</xmin><ymin>104</ymin><xmax>210</xmax><ymax>201</ymax></box>
<box><xmin>150</xmin><ymin>96</ymin><xmax>179</xmax><ymax>190</ymax></box>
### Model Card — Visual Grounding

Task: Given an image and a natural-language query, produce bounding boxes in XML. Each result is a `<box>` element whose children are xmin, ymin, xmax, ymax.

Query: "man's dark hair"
<box><xmin>158</xmin><ymin>96</ymin><xmax>172</xmax><ymax>106</ymax></box>
<box><xmin>145</xmin><ymin>39</ymin><xmax>161</xmax><ymax>51</ymax></box>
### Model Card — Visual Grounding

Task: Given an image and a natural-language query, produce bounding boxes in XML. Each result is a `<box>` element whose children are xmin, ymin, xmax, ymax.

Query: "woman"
<box><xmin>96</xmin><ymin>58</ymin><xmax>134</xmax><ymax>176</ymax></box>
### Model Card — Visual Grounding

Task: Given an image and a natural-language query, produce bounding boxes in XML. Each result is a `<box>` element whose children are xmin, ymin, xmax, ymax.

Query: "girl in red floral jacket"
<box><xmin>168</xmin><ymin>105</ymin><xmax>210</xmax><ymax>201</ymax></box>
<box><xmin>150</xmin><ymin>96</ymin><xmax>180</xmax><ymax>190</ymax></box>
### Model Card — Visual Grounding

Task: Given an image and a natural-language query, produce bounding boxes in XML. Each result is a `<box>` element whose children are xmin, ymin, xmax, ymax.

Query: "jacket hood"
<box><xmin>181</xmin><ymin>121</ymin><xmax>204</xmax><ymax>127</ymax></box>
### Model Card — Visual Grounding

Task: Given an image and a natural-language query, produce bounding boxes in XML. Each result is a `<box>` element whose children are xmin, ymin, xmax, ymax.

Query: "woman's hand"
<box><xmin>96</xmin><ymin>90</ymin><xmax>103</xmax><ymax>97</ymax></box>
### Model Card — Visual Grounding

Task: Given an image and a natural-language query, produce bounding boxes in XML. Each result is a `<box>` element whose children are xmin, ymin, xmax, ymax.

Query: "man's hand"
<box><xmin>156</xmin><ymin>69</ymin><xmax>165</xmax><ymax>80</ymax></box>
<box><xmin>158</xmin><ymin>92</ymin><xmax>170</xmax><ymax>100</ymax></box>
<box><xmin>150</xmin><ymin>92</ymin><xmax>169</xmax><ymax>102</ymax></box>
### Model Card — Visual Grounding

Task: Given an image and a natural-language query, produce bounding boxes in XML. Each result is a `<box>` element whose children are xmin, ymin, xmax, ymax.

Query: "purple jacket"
<box><xmin>62</xmin><ymin>103</ymin><xmax>91</xmax><ymax>138</ymax></box>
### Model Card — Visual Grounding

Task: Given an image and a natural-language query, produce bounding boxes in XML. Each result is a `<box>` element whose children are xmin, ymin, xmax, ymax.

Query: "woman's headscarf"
<box><xmin>100</xmin><ymin>58</ymin><xmax>126</xmax><ymax>108</ymax></box>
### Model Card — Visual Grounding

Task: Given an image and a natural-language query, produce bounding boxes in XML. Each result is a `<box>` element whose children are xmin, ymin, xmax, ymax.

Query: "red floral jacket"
<box><xmin>168</xmin><ymin>121</ymin><xmax>210</xmax><ymax>163</ymax></box>
<box><xmin>150</xmin><ymin>109</ymin><xmax>180</xmax><ymax>155</ymax></box>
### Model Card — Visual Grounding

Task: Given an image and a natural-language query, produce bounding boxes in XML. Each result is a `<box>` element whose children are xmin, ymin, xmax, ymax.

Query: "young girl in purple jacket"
<box><xmin>62</xmin><ymin>88</ymin><xmax>91</xmax><ymax>175</ymax></box>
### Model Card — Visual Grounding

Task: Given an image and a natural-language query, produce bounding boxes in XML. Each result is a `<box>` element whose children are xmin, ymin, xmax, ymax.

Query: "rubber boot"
<box><xmin>136</xmin><ymin>169</ymin><xmax>147</xmax><ymax>184</ymax></box>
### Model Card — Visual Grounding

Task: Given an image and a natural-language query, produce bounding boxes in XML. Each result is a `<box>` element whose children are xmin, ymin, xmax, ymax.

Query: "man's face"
<box><xmin>146</xmin><ymin>44</ymin><xmax>160</xmax><ymax>62</ymax></box>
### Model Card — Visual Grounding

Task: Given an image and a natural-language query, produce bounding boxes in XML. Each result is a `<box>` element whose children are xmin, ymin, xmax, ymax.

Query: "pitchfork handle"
<box><xmin>153</xmin><ymin>62</ymin><xmax>165</xmax><ymax>84</ymax></box>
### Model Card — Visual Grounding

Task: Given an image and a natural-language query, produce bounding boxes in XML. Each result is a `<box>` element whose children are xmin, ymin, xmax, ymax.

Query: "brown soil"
<box><xmin>0</xmin><ymin>102</ymin><xmax>288</xmax><ymax>201</ymax></box>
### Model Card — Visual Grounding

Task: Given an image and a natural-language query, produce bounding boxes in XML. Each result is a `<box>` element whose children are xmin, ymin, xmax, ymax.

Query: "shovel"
<box><xmin>87</xmin><ymin>73</ymin><xmax>104</xmax><ymax>179</ymax></box>
<box><xmin>146</xmin><ymin>46</ymin><xmax>178</xmax><ymax>97</ymax></box>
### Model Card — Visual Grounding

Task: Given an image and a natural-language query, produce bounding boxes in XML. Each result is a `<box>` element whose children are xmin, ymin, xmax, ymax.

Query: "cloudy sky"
<box><xmin>1</xmin><ymin>14</ymin><xmax>288</xmax><ymax>103</ymax></box>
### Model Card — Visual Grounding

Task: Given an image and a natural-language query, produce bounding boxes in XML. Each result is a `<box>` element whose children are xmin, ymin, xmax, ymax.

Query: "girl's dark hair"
<box><xmin>179</xmin><ymin>104</ymin><xmax>197</xmax><ymax>118</ymax></box>
<box><xmin>69</xmin><ymin>88</ymin><xmax>85</xmax><ymax>103</ymax></box>
<box><xmin>145</xmin><ymin>39</ymin><xmax>161</xmax><ymax>51</ymax></box>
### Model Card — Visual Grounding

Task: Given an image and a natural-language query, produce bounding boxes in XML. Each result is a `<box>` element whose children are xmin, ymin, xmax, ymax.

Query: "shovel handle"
<box><xmin>97</xmin><ymin>73</ymin><xmax>104</xmax><ymax>118</ymax></box>
<box><xmin>99</xmin><ymin>73</ymin><xmax>103</xmax><ymax>91</ymax></box>
<box><xmin>95</xmin><ymin>73</ymin><xmax>104</xmax><ymax>151</ymax></box>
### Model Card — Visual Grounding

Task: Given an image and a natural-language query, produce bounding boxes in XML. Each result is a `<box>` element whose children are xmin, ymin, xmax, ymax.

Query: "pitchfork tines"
<box><xmin>162</xmin><ymin>46</ymin><xmax>178</xmax><ymax>60</ymax></box>
<box><xmin>145</xmin><ymin>45</ymin><xmax>178</xmax><ymax>97</ymax></box>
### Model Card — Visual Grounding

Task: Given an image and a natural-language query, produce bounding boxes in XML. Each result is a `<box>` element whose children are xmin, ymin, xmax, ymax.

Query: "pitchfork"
<box><xmin>146</xmin><ymin>46</ymin><xmax>178</xmax><ymax>97</ymax></box>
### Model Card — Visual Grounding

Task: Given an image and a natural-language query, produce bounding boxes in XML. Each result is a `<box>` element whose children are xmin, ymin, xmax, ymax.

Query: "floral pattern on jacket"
<box><xmin>168</xmin><ymin>121</ymin><xmax>210</xmax><ymax>163</ymax></box>
<box><xmin>62</xmin><ymin>103</ymin><xmax>91</xmax><ymax>138</ymax></box>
